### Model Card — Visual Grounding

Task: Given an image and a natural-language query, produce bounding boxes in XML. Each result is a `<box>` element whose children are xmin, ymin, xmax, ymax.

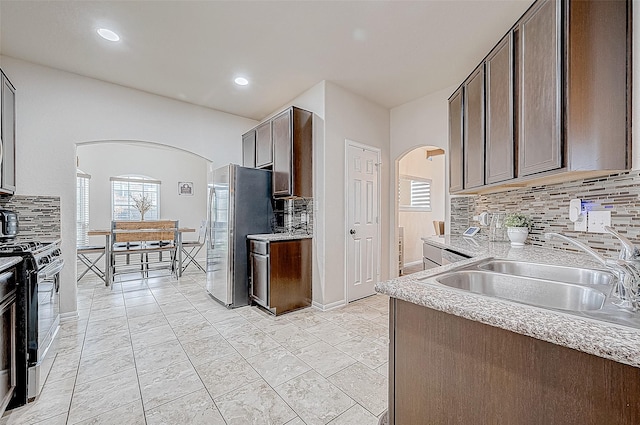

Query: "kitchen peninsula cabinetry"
<box><xmin>249</xmin><ymin>237</ymin><xmax>312</xmax><ymax>315</ymax></box>
<box><xmin>242</xmin><ymin>130</ymin><xmax>256</xmax><ymax>168</ymax></box>
<box><xmin>0</xmin><ymin>70</ymin><xmax>16</xmax><ymax>195</ymax></box>
<box><xmin>448</xmin><ymin>0</ymin><xmax>630</xmax><ymax>194</ymax></box>
<box><xmin>388</xmin><ymin>299</ymin><xmax>640</xmax><ymax>424</ymax></box>
<box><xmin>272</xmin><ymin>107</ymin><xmax>312</xmax><ymax>198</ymax></box>
<box><xmin>255</xmin><ymin>121</ymin><xmax>272</xmax><ymax>168</ymax></box>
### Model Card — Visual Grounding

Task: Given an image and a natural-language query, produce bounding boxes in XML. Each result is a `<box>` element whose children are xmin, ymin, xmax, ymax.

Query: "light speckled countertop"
<box><xmin>376</xmin><ymin>236</ymin><xmax>640</xmax><ymax>368</ymax></box>
<box><xmin>247</xmin><ymin>233</ymin><xmax>312</xmax><ymax>242</ymax></box>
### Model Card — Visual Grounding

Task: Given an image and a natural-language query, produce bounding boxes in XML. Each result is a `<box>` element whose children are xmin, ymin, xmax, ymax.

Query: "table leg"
<box><xmin>178</xmin><ymin>232</ymin><xmax>183</xmax><ymax>278</ymax></box>
<box><xmin>105</xmin><ymin>234</ymin><xmax>111</xmax><ymax>288</ymax></box>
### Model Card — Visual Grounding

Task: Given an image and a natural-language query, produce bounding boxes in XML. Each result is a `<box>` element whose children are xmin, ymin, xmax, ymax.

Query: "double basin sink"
<box><xmin>420</xmin><ymin>259</ymin><xmax>639</xmax><ymax>328</ymax></box>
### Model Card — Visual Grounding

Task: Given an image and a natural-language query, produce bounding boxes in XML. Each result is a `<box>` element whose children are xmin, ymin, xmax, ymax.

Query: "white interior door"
<box><xmin>346</xmin><ymin>142</ymin><xmax>380</xmax><ymax>302</ymax></box>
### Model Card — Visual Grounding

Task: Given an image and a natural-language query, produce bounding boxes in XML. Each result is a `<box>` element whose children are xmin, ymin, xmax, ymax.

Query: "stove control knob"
<box><xmin>40</xmin><ymin>257</ymin><xmax>50</xmax><ymax>265</ymax></box>
<box><xmin>53</xmin><ymin>249</ymin><xmax>62</xmax><ymax>257</ymax></box>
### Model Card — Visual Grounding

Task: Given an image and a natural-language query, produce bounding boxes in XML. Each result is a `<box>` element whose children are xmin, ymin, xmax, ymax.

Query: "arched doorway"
<box><xmin>396</xmin><ymin>146</ymin><xmax>446</xmax><ymax>275</ymax></box>
<box><xmin>75</xmin><ymin>140</ymin><xmax>211</xmax><ymax>285</ymax></box>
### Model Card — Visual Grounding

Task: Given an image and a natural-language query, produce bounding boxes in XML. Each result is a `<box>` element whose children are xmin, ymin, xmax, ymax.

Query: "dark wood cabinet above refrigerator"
<box><xmin>242</xmin><ymin>130</ymin><xmax>256</xmax><ymax>168</ymax></box>
<box><xmin>241</xmin><ymin>106</ymin><xmax>313</xmax><ymax>198</ymax></box>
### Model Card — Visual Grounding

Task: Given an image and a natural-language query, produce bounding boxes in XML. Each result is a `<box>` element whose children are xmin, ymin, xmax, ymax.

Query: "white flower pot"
<box><xmin>507</xmin><ymin>227</ymin><xmax>529</xmax><ymax>247</ymax></box>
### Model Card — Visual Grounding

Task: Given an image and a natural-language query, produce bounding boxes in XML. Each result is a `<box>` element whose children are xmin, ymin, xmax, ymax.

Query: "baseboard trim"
<box><xmin>312</xmin><ymin>299</ymin><xmax>347</xmax><ymax>311</ymax></box>
<box><xmin>60</xmin><ymin>311</ymin><xmax>79</xmax><ymax>321</ymax></box>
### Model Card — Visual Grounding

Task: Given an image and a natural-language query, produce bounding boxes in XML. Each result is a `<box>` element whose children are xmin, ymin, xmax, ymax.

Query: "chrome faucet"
<box><xmin>545</xmin><ymin>229</ymin><xmax>640</xmax><ymax>312</ymax></box>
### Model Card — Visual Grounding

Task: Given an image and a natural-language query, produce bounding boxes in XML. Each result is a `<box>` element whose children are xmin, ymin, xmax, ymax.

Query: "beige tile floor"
<box><xmin>1</xmin><ymin>269</ymin><xmax>389</xmax><ymax>425</ymax></box>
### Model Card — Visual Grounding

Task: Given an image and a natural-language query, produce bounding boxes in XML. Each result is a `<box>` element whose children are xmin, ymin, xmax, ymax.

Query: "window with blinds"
<box><xmin>399</xmin><ymin>175</ymin><xmax>432</xmax><ymax>212</ymax></box>
<box><xmin>111</xmin><ymin>175</ymin><xmax>161</xmax><ymax>221</ymax></box>
<box><xmin>77</xmin><ymin>172</ymin><xmax>90</xmax><ymax>246</ymax></box>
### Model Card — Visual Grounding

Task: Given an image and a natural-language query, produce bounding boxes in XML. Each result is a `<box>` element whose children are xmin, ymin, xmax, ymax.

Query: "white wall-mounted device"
<box><xmin>569</xmin><ymin>199</ymin><xmax>587</xmax><ymax>231</ymax></box>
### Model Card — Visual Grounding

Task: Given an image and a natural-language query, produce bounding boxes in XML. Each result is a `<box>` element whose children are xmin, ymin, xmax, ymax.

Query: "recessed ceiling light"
<box><xmin>97</xmin><ymin>28</ymin><xmax>120</xmax><ymax>42</ymax></box>
<box><xmin>234</xmin><ymin>77</ymin><xmax>249</xmax><ymax>86</ymax></box>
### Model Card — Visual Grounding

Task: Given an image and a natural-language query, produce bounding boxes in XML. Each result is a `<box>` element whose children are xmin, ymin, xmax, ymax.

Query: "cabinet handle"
<box><xmin>349</xmin><ymin>229</ymin><xmax>356</xmax><ymax>235</ymax></box>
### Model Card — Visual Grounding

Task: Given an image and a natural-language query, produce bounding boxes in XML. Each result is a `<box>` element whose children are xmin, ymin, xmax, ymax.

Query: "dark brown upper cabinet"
<box><xmin>242</xmin><ymin>130</ymin><xmax>256</xmax><ymax>168</ymax></box>
<box><xmin>517</xmin><ymin>0</ymin><xmax>562</xmax><ymax>177</ymax></box>
<box><xmin>485</xmin><ymin>33</ymin><xmax>514</xmax><ymax>184</ymax></box>
<box><xmin>564</xmin><ymin>0</ymin><xmax>630</xmax><ymax>171</ymax></box>
<box><xmin>463</xmin><ymin>66</ymin><xmax>485</xmax><ymax>189</ymax></box>
<box><xmin>272</xmin><ymin>107</ymin><xmax>313</xmax><ymax>198</ymax></box>
<box><xmin>448</xmin><ymin>88</ymin><xmax>464</xmax><ymax>193</ymax></box>
<box><xmin>255</xmin><ymin>121</ymin><xmax>273</xmax><ymax>169</ymax></box>
<box><xmin>447</xmin><ymin>0</ymin><xmax>630</xmax><ymax>194</ymax></box>
<box><xmin>0</xmin><ymin>70</ymin><xmax>16</xmax><ymax>195</ymax></box>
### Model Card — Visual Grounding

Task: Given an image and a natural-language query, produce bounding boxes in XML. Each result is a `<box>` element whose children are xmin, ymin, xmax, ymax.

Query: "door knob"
<box><xmin>349</xmin><ymin>229</ymin><xmax>356</xmax><ymax>235</ymax></box>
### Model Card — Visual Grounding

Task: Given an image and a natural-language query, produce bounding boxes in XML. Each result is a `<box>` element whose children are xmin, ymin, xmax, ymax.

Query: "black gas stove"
<box><xmin>0</xmin><ymin>239</ymin><xmax>63</xmax><ymax>405</ymax></box>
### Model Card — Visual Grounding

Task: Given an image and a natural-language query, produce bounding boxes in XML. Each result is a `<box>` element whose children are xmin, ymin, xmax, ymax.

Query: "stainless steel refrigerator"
<box><xmin>206</xmin><ymin>164</ymin><xmax>272</xmax><ymax>307</ymax></box>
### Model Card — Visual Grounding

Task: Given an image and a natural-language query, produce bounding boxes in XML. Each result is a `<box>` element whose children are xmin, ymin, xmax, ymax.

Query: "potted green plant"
<box><xmin>504</xmin><ymin>213</ymin><xmax>532</xmax><ymax>247</ymax></box>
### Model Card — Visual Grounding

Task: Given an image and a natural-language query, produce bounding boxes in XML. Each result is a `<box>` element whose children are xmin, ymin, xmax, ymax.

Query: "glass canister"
<box><xmin>489</xmin><ymin>213</ymin><xmax>507</xmax><ymax>242</ymax></box>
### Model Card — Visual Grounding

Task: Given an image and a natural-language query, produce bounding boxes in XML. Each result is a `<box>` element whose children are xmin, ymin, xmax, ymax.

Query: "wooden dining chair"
<box><xmin>110</xmin><ymin>220</ymin><xmax>179</xmax><ymax>285</ymax></box>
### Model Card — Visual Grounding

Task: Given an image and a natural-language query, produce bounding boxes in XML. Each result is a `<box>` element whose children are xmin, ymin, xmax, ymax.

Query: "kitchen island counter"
<box><xmin>377</xmin><ymin>236</ymin><xmax>640</xmax><ymax>368</ymax></box>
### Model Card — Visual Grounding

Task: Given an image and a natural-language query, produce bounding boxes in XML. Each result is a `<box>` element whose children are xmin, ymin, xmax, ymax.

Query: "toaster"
<box><xmin>0</xmin><ymin>210</ymin><xmax>18</xmax><ymax>239</ymax></box>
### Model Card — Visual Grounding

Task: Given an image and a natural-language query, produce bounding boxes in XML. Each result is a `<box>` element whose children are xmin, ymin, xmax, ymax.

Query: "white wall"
<box><xmin>0</xmin><ymin>55</ymin><xmax>257</xmax><ymax>315</ymax></box>
<box><xmin>398</xmin><ymin>147</ymin><xmax>445</xmax><ymax>265</ymax></box>
<box><xmin>389</xmin><ymin>85</ymin><xmax>454</xmax><ymax>277</ymax></box>
<box><xmin>323</xmin><ymin>81</ymin><xmax>391</xmax><ymax>306</ymax></box>
<box><xmin>265</xmin><ymin>80</ymin><xmax>390</xmax><ymax>308</ymax></box>
<box><xmin>77</xmin><ymin>142</ymin><xmax>209</xmax><ymax>245</ymax></box>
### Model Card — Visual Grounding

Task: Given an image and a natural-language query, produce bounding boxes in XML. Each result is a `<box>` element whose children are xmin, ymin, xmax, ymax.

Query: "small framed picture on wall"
<box><xmin>178</xmin><ymin>182</ymin><xmax>194</xmax><ymax>196</ymax></box>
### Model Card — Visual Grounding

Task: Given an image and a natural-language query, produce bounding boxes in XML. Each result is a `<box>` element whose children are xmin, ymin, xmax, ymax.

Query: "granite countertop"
<box><xmin>0</xmin><ymin>257</ymin><xmax>22</xmax><ymax>271</ymax></box>
<box><xmin>377</xmin><ymin>236</ymin><xmax>640</xmax><ymax>368</ymax></box>
<box><xmin>247</xmin><ymin>233</ymin><xmax>313</xmax><ymax>242</ymax></box>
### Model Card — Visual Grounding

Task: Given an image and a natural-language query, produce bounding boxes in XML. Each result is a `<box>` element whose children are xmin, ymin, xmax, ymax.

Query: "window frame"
<box><xmin>110</xmin><ymin>175</ymin><xmax>161</xmax><ymax>221</ymax></box>
<box><xmin>76</xmin><ymin>171</ymin><xmax>91</xmax><ymax>246</ymax></box>
<box><xmin>399</xmin><ymin>174</ymin><xmax>432</xmax><ymax>212</ymax></box>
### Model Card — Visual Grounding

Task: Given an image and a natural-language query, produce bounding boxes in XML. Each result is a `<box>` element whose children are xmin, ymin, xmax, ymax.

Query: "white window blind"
<box><xmin>111</xmin><ymin>175</ymin><xmax>161</xmax><ymax>221</ymax></box>
<box><xmin>399</xmin><ymin>175</ymin><xmax>432</xmax><ymax>212</ymax></box>
<box><xmin>77</xmin><ymin>172</ymin><xmax>90</xmax><ymax>246</ymax></box>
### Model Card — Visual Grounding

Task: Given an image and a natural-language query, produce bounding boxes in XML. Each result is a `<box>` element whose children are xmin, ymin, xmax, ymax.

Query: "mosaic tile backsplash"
<box><xmin>450</xmin><ymin>171</ymin><xmax>640</xmax><ymax>256</ymax></box>
<box><xmin>271</xmin><ymin>198</ymin><xmax>313</xmax><ymax>235</ymax></box>
<box><xmin>0</xmin><ymin>195</ymin><xmax>61</xmax><ymax>240</ymax></box>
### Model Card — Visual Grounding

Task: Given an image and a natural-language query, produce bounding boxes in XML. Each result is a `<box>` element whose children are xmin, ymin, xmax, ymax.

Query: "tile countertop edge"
<box><xmin>247</xmin><ymin>233</ymin><xmax>313</xmax><ymax>242</ymax></box>
<box><xmin>377</xmin><ymin>244</ymin><xmax>640</xmax><ymax>369</ymax></box>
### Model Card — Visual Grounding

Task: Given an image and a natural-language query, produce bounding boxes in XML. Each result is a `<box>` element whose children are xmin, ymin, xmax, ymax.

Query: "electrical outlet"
<box><xmin>587</xmin><ymin>211</ymin><xmax>611</xmax><ymax>233</ymax></box>
<box><xmin>574</xmin><ymin>213</ymin><xmax>587</xmax><ymax>232</ymax></box>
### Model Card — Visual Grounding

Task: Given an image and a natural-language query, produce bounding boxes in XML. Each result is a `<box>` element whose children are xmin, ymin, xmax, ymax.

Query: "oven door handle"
<box><xmin>37</xmin><ymin>258</ymin><xmax>65</xmax><ymax>281</ymax></box>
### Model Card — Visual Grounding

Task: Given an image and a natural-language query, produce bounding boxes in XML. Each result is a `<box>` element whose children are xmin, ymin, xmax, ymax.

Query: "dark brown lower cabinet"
<box><xmin>250</xmin><ymin>238</ymin><xmax>311</xmax><ymax>315</ymax></box>
<box><xmin>389</xmin><ymin>299</ymin><xmax>640</xmax><ymax>424</ymax></box>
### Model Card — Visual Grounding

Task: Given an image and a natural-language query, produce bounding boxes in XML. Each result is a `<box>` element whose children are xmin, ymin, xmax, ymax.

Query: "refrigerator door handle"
<box><xmin>209</xmin><ymin>186</ymin><xmax>216</xmax><ymax>249</ymax></box>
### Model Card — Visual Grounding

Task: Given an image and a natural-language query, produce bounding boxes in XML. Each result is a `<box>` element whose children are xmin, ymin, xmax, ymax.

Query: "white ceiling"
<box><xmin>0</xmin><ymin>0</ymin><xmax>533</xmax><ymax>121</ymax></box>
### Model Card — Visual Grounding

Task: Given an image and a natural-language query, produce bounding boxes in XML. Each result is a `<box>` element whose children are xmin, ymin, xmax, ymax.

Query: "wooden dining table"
<box><xmin>87</xmin><ymin>227</ymin><xmax>195</xmax><ymax>286</ymax></box>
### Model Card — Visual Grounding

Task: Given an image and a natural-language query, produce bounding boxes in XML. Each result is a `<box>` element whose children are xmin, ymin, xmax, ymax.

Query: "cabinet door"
<box><xmin>250</xmin><ymin>252</ymin><xmax>269</xmax><ymax>307</ymax></box>
<box><xmin>463</xmin><ymin>66</ymin><xmax>485</xmax><ymax>189</ymax></box>
<box><xmin>448</xmin><ymin>88</ymin><xmax>463</xmax><ymax>193</ymax></box>
<box><xmin>518</xmin><ymin>0</ymin><xmax>562</xmax><ymax>176</ymax></box>
<box><xmin>272</xmin><ymin>109</ymin><xmax>292</xmax><ymax>197</ymax></box>
<box><xmin>485</xmin><ymin>34</ymin><xmax>514</xmax><ymax>184</ymax></box>
<box><xmin>255</xmin><ymin>121</ymin><xmax>272</xmax><ymax>168</ymax></box>
<box><xmin>242</xmin><ymin>130</ymin><xmax>256</xmax><ymax>168</ymax></box>
<box><xmin>0</xmin><ymin>74</ymin><xmax>15</xmax><ymax>194</ymax></box>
